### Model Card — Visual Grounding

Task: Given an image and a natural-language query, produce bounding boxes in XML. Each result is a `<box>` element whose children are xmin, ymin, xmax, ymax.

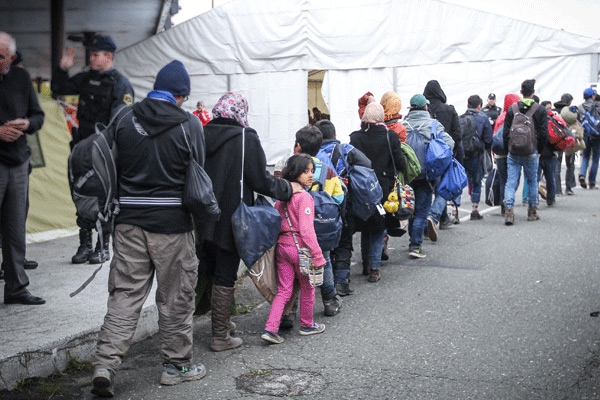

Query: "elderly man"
<box><xmin>0</xmin><ymin>32</ymin><xmax>45</xmax><ymax>305</ymax></box>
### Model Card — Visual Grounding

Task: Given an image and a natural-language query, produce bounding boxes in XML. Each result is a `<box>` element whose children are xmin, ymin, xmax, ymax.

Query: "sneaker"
<box><xmin>335</xmin><ymin>282</ymin><xmax>354</xmax><ymax>296</ymax></box>
<box><xmin>409</xmin><ymin>248</ymin><xmax>426</xmax><ymax>259</ymax></box>
<box><xmin>579</xmin><ymin>175</ymin><xmax>587</xmax><ymax>189</ymax></box>
<box><xmin>160</xmin><ymin>363</ymin><xmax>206</xmax><ymax>386</ymax></box>
<box><xmin>590</xmin><ymin>184</ymin><xmax>599</xmax><ymax>190</ymax></box>
<box><xmin>299</xmin><ymin>322</ymin><xmax>326</xmax><ymax>336</ymax></box>
<box><xmin>367</xmin><ymin>269</ymin><xmax>381</xmax><ymax>283</ymax></box>
<box><xmin>323</xmin><ymin>294</ymin><xmax>342</xmax><ymax>316</ymax></box>
<box><xmin>566</xmin><ymin>189</ymin><xmax>575</xmax><ymax>196</ymax></box>
<box><xmin>91</xmin><ymin>367</ymin><xmax>115</xmax><ymax>398</ymax></box>
<box><xmin>261</xmin><ymin>330</ymin><xmax>284</xmax><ymax>344</ymax></box>
<box><xmin>470</xmin><ymin>210</ymin><xmax>484</xmax><ymax>220</ymax></box>
<box><xmin>426</xmin><ymin>217</ymin><xmax>438</xmax><ymax>242</ymax></box>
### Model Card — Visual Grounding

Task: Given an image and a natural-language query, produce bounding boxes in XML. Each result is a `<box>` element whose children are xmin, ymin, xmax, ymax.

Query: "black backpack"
<box><xmin>459</xmin><ymin>111</ymin><xmax>483</xmax><ymax>158</ymax></box>
<box><xmin>508</xmin><ymin>103</ymin><xmax>539</xmax><ymax>156</ymax></box>
<box><xmin>67</xmin><ymin>107</ymin><xmax>128</xmax><ymax>231</ymax></box>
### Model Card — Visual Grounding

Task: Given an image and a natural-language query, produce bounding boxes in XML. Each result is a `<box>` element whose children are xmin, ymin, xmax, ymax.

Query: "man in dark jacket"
<box><xmin>0</xmin><ymin>32</ymin><xmax>45</xmax><ymax>305</ymax></box>
<box><xmin>502</xmin><ymin>79</ymin><xmax>548</xmax><ymax>225</ymax></box>
<box><xmin>90</xmin><ymin>61</ymin><xmax>207</xmax><ymax>397</ymax></box>
<box><xmin>52</xmin><ymin>35</ymin><xmax>135</xmax><ymax>265</ymax></box>
<box><xmin>423</xmin><ymin>80</ymin><xmax>462</xmax><ymax>230</ymax></box>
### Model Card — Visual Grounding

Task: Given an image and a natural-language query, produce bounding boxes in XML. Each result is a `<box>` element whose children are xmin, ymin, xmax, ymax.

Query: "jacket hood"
<box><xmin>503</xmin><ymin>94</ymin><xmax>521</xmax><ymax>111</ymax></box>
<box><xmin>132</xmin><ymin>98</ymin><xmax>189</xmax><ymax>137</ymax></box>
<box><xmin>423</xmin><ymin>80</ymin><xmax>447</xmax><ymax>104</ymax></box>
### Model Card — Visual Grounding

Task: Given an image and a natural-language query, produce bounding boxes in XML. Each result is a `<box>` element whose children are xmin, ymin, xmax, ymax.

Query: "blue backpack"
<box><xmin>425</xmin><ymin>120</ymin><xmax>453</xmax><ymax>179</ymax></box>
<box><xmin>437</xmin><ymin>158</ymin><xmax>468</xmax><ymax>201</ymax></box>
<box><xmin>339</xmin><ymin>146</ymin><xmax>383</xmax><ymax>221</ymax></box>
<box><xmin>309</xmin><ymin>161</ymin><xmax>342</xmax><ymax>251</ymax></box>
<box><xmin>578</xmin><ymin>103</ymin><xmax>600</xmax><ymax>137</ymax></box>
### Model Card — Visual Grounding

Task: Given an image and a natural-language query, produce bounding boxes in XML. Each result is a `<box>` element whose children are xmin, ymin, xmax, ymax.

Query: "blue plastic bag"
<box><xmin>425</xmin><ymin>120</ymin><xmax>453</xmax><ymax>180</ymax></box>
<box><xmin>437</xmin><ymin>158</ymin><xmax>468</xmax><ymax>201</ymax></box>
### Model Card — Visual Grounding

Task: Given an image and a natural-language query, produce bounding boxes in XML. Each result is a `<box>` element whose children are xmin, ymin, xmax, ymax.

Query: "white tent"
<box><xmin>115</xmin><ymin>0</ymin><xmax>600</xmax><ymax>164</ymax></box>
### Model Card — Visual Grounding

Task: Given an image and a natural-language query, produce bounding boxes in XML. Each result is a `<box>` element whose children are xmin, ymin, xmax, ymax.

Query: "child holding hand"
<box><xmin>261</xmin><ymin>154</ymin><xmax>327</xmax><ymax>344</ymax></box>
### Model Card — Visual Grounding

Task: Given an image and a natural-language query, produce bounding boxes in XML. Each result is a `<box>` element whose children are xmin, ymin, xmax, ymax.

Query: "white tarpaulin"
<box><xmin>116</xmin><ymin>0</ymin><xmax>600</xmax><ymax>162</ymax></box>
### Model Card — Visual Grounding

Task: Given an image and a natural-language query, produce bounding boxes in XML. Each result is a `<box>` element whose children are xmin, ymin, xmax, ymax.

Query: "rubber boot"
<box><xmin>210</xmin><ymin>285</ymin><xmax>243</xmax><ymax>352</ymax></box>
<box><xmin>89</xmin><ymin>233</ymin><xmax>111</xmax><ymax>264</ymax></box>
<box><xmin>71</xmin><ymin>228</ymin><xmax>93</xmax><ymax>264</ymax></box>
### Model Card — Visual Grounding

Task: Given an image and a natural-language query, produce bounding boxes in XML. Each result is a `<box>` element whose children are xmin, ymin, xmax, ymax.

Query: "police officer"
<box><xmin>482</xmin><ymin>93</ymin><xmax>502</xmax><ymax>127</ymax></box>
<box><xmin>51</xmin><ymin>35</ymin><xmax>134</xmax><ymax>265</ymax></box>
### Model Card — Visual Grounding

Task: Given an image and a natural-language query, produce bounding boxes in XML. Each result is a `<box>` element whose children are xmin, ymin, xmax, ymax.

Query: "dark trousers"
<box><xmin>565</xmin><ymin>154</ymin><xmax>577</xmax><ymax>191</ymax></box>
<box><xmin>199</xmin><ymin>241</ymin><xmax>240</xmax><ymax>288</ymax></box>
<box><xmin>331</xmin><ymin>203</ymin><xmax>355</xmax><ymax>285</ymax></box>
<box><xmin>0</xmin><ymin>161</ymin><xmax>30</xmax><ymax>297</ymax></box>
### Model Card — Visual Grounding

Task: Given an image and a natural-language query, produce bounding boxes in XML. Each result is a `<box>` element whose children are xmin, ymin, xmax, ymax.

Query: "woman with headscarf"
<box><xmin>349</xmin><ymin>99</ymin><xmax>406</xmax><ymax>283</ymax></box>
<box><xmin>381</xmin><ymin>91</ymin><xmax>407</xmax><ymax>143</ymax></box>
<box><xmin>197</xmin><ymin>92</ymin><xmax>300</xmax><ymax>352</ymax></box>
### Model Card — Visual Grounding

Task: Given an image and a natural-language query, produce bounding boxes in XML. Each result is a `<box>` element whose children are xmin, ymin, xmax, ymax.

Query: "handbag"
<box><xmin>231</xmin><ymin>128</ymin><xmax>283</xmax><ymax>267</ymax></box>
<box><xmin>283</xmin><ymin>204</ymin><xmax>323</xmax><ymax>287</ymax></box>
<box><xmin>385</xmin><ymin>131</ymin><xmax>415</xmax><ymax>221</ymax></box>
<box><xmin>248</xmin><ymin>244</ymin><xmax>279</xmax><ymax>303</ymax></box>
<box><xmin>181</xmin><ymin>121</ymin><xmax>220</xmax><ymax>222</ymax></box>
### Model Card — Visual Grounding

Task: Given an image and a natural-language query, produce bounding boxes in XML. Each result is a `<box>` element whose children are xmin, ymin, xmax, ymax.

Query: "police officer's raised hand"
<box><xmin>59</xmin><ymin>47</ymin><xmax>75</xmax><ymax>71</ymax></box>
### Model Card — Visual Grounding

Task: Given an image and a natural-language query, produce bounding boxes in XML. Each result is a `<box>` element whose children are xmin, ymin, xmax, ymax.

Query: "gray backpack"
<box><xmin>508</xmin><ymin>103</ymin><xmax>539</xmax><ymax>156</ymax></box>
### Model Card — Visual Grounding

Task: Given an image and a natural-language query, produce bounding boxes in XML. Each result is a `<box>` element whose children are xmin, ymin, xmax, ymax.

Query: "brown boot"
<box><xmin>210</xmin><ymin>285</ymin><xmax>243</xmax><ymax>352</ymax></box>
<box><xmin>504</xmin><ymin>208</ymin><xmax>514</xmax><ymax>226</ymax></box>
<box><xmin>527</xmin><ymin>206</ymin><xmax>540</xmax><ymax>221</ymax></box>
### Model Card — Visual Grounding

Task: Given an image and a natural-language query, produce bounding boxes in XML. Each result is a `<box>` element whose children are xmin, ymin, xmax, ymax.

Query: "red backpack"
<box><xmin>547</xmin><ymin>111</ymin><xmax>575</xmax><ymax>152</ymax></box>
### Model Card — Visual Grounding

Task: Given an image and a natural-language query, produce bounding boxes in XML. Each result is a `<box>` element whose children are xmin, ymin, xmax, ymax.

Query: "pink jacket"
<box><xmin>275</xmin><ymin>191</ymin><xmax>326</xmax><ymax>267</ymax></box>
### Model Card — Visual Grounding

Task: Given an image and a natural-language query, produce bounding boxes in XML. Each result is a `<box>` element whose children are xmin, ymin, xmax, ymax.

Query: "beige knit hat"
<box><xmin>361</xmin><ymin>101</ymin><xmax>384</xmax><ymax>124</ymax></box>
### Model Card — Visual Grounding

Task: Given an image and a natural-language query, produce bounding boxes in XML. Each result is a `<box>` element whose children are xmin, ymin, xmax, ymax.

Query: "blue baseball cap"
<box><xmin>583</xmin><ymin>87</ymin><xmax>597</xmax><ymax>99</ymax></box>
<box><xmin>88</xmin><ymin>35</ymin><xmax>116</xmax><ymax>53</ymax></box>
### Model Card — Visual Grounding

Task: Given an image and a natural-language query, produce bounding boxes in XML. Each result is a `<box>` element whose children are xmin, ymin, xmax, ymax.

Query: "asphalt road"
<box><xmin>7</xmin><ymin>185</ymin><xmax>600</xmax><ymax>400</ymax></box>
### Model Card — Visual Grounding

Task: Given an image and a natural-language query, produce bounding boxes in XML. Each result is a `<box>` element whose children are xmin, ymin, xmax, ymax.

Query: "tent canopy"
<box><xmin>116</xmin><ymin>0</ymin><xmax>600</xmax><ymax>163</ymax></box>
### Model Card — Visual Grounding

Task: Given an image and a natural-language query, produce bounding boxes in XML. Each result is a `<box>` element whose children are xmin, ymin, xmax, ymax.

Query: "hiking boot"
<box><xmin>72</xmin><ymin>228</ymin><xmax>93</xmax><ymax>264</ymax></box>
<box><xmin>323</xmin><ymin>294</ymin><xmax>342</xmax><ymax>316</ymax></box>
<box><xmin>527</xmin><ymin>206</ymin><xmax>540</xmax><ymax>221</ymax></box>
<box><xmin>470</xmin><ymin>210</ymin><xmax>484</xmax><ymax>220</ymax></box>
<box><xmin>91</xmin><ymin>367</ymin><xmax>115</xmax><ymax>397</ymax></box>
<box><xmin>427</xmin><ymin>217</ymin><xmax>438</xmax><ymax>242</ymax></box>
<box><xmin>362</xmin><ymin>261</ymin><xmax>370</xmax><ymax>276</ymax></box>
<box><xmin>367</xmin><ymin>269</ymin><xmax>381</xmax><ymax>282</ymax></box>
<box><xmin>160</xmin><ymin>363</ymin><xmax>206</xmax><ymax>386</ymax></box>
<box><xmin>89</xmin><ymin>233</ymin><xmax>110</xmax><ymax>264</ymax></box>
<box><xmin>504</xmin><ymin>208</ymin><xmax>514</xmax><ymax>225</ymax></box>
<box><xmin>299</xmin><ymin>322</ymin><xmax>326</xmax><ymax>336</ymax></box>
<box><xmin>335</xmin><ymin>282</ymin><xmax>354</xmax><ymax>296</ymax></box>
<box><xmin>381</xmin><ymin>235</ymin><xmax>389</xmax><ymax>261</ymax></box>
<box><xmin>409</xmin><ymin>248</ymin><xmax>426</xmax><ymax>259</ymax></box>
<box><xmin>261</xmin><ymin>330</ymin><xmax>284</xmax><ymax>344</ymax></box>
<box><xmin>538</xmin><ymin>184</ymin><xmax>547</xmax><ymax>200</ymax></box>
<box><xmin>579</xmin><ymin>175</ymin><xmax>587</xmax><ymax>189</ymax></box>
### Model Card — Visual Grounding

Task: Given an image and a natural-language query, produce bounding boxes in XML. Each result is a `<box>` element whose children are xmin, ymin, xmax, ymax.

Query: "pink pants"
<box><xmin>264</xmin><ymin>242</ymin><xmax>315</xmax><ymax>333</ymax></box>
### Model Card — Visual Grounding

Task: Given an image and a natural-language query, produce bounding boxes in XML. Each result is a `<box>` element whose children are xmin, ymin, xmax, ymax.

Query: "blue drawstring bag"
<box><xmin>425</xmin><ymin>120</ymin><xmax>453</xmax><ymax>180</ymax></box>
<box><xmin>437</xmin><ymin>158</ymin><xmax>468</xmax><ymax>201</ymax></box>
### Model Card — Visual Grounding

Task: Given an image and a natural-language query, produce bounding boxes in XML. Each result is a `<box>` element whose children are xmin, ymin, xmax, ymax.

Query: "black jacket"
<box><xmin>423</xmin><ymin>80</ymin><xmax>463</xmax><ymax>161</ymax></box>
<box><xmin>114</xmin><ymin>98</ymin><xmax>203</xmax><ymax>234</ymax></box>
<box><xmin>198</xmin><ymin>117</ymin><xmax>293</xmax><ymax>253</ymax></box>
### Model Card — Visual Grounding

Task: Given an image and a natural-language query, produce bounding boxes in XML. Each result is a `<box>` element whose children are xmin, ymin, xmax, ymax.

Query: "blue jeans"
<box><xmin>409</xmin><ymin>184</ymin><xmax>433</xmax><ymax>249</ymax></box>
<box><xmin>428</xmin><ymin>192</ymin><xmax>447</xmax><ymax>224</ymax></box>
<box><xmin>319</xmin><ymin>251</ymin><xmax>335</xmax><ymax>299</ymax></box>
<box><xmin>538</xmin><ymin>156</ymin><xmax>557</xmax><ymax>205</ymax></box>
<box><xmin>463</xmin><ymin>156</ymin><xmax>483</xmax><ymax>204</ymax></box>
<box><xmin>504</xmin><ymin>153</ymin><xmax>539</xmax><ymax>208</ymax></box>
<box><xmin>580</xmin><ymin>136</ymin><xmax>600</xmax><ymax>185</ymax></box>
<box><xmin>360</xmin><ymin>230</ymin><xmax>384</xmax><ymax>270</ymax></box>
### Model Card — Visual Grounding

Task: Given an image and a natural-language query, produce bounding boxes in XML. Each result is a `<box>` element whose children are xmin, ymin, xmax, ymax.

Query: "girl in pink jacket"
<box><xmin>261</xmin><ymin>154</ymin><xmax>327</xmax><ymax>344</ymax></box>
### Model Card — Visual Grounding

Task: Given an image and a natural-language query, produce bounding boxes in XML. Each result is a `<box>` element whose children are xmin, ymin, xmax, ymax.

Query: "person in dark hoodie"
<box><xmin>198</xmin><ymin>92</ymin><xmax>300</xmax><ymax>352</ymax></box>
<box><xmin>423</xmin><ymin>80</ymin><xmax>462</xmax><ymax>230</ymax></box>
<box><xmin>90</xmin><ymin>60</ymin><xmax>207</xmax><ymax>397</ymax></box>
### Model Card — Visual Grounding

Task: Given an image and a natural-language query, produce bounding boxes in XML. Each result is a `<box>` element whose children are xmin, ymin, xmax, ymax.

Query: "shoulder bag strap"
<box><xmin>283</xmin><ymin>203</ymin><xmax>301</xmax><ymax>251</ymax></box>
<box><xmin>239</xmin><ymin>128</ymin><xmax>246</xmax><ymax>202</ymax></box>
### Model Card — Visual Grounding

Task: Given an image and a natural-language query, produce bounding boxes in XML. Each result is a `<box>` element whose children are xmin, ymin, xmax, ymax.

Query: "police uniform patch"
<box><xmin>123</xmin><ymin>93</ymin><xmax>133</xmax><ymax>106</ymax></box>
<box><xmin>305</xmin><ymin>207</ymin><xmax>311</xmax><ymax>215</ymax></box>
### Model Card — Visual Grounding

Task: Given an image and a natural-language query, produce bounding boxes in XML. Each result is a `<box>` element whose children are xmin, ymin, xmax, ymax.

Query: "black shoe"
<box><xmin>0</xmin><ymin>269</ymin><xmax>4</xmax><ymax>280</ymax></box>
<box><xmin>5</xmin><ymin>292</ymin><xmax>46</xmax><ymax>305</ymax></box>
<box><xmin>279</xmin><ymin>313</ymin><xmax>295</xmax><ymax>330</ymax></box>
<box><xmin>579</xmin><ymin>175</ymin><xmax>587</xmax><ymax>189</ymax></box>
<box><xmin>23</xmin><ymin>259</ymin><xmax>38</xmax><ymax>270</ymax></box>
<box><xmin>335</xmin><ymin>282</ymin><xmax>355</xmax><ymax>296</ymax></box>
